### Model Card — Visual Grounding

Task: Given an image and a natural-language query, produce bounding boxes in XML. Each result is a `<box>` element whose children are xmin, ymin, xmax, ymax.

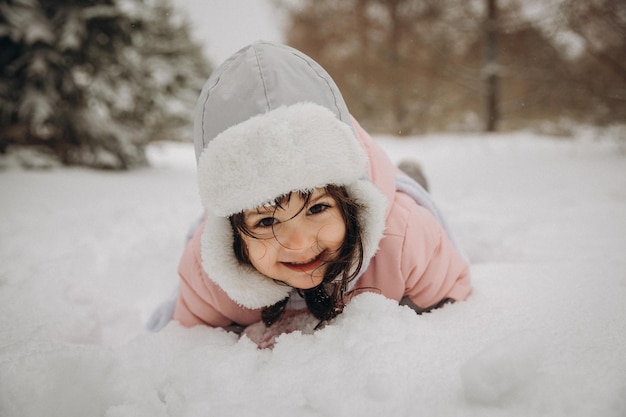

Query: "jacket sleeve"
<box><xmin>399</xmin><ymin>195</ymin><xmax>472</xmax><ymax>309</ymax></box>
<box><xmin>173</xmin><ymin>224</ymin><xmax>234</xmax><ymax>328</ymax></box>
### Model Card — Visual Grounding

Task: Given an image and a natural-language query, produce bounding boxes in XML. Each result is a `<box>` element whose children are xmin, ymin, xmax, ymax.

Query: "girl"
<box><xmin>155</xmin><ymin>41</ymin><xmax>471</xmax><ymax>342</ymax></box>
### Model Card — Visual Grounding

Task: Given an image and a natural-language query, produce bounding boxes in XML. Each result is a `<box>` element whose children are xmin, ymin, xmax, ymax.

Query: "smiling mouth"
<box><xmin>282</xmin><ymin>253</ymin><xmax>325</xmax><ymax>273</ymax></box>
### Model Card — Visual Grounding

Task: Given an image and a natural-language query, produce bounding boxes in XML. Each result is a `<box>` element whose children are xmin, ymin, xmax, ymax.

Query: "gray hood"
<box><xmin>193</xmin><ymin>41</ymin><xmax>353</xmax><ymax>161</ymax></box>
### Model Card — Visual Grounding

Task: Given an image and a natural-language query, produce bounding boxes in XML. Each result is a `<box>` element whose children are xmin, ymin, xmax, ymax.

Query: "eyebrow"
<box><xmin>243</xmin><ymin>206</ymin><xmax>275</xmax><ymax>223</ymax></box>
<box><xmin>308</xmin><ymin>191</ymin><xmax>332</xmax><ymax>205</ymax></box>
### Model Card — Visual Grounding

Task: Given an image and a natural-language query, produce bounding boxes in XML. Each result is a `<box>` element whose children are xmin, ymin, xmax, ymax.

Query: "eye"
<box><xmin>308</xmin><ymin>203</ymin><xmax>331</xmax><ymax>215</ymax></box>
<box><xmin>256</xmin><ymin>217</ymin><xmax>279</xmax><ymax>228</ymax></box>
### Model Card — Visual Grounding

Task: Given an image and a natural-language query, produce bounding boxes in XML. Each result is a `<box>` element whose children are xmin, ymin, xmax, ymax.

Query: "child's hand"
<box><xmin>242</xmin><ymin>309</ymin><xmax>318</xmax><ymax>349</ymax></box>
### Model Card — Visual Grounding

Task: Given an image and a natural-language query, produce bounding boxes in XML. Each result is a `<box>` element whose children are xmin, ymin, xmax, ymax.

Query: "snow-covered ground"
<box><xmin>1</xmin><ymin>131</ymin><xmax>625</xmax><ymax>417</ymax></box>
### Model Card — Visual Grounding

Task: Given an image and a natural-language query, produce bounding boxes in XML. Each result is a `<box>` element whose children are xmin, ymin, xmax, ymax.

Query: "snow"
<box><xmin>1</xmin><ymin>132</ymin><xmax>625</xmax><ymax>417</ymax></box>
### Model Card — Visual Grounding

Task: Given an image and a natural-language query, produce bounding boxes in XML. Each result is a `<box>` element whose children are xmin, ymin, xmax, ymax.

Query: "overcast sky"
<box><xmin>171</xmin><ymin>0</ymin><xmax>285</xmax><ymax>65</ymax></box>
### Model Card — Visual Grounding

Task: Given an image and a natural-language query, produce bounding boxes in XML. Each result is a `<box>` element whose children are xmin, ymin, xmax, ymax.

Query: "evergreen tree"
<box><xmin>0</xmin><ymin>0</ymin><xmax>210</xmax><ymax>169</ymax></box>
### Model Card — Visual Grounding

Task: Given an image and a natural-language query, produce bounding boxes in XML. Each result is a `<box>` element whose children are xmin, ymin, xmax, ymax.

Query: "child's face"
<box><xmin>240</xmin><ymin>188</ymin><xmax>346</xmax><ymax>290</ymax></box>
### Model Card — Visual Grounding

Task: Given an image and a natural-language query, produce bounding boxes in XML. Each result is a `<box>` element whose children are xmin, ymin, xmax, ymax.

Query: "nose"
<box><xmin>278</xmin><ymin>220</ymin><xmax>315</xmax><ymax>251</ymax></box>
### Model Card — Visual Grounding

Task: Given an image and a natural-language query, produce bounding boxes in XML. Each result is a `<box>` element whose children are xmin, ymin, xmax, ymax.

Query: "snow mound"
<box><xmin>1</xmin><ymin>133</ymin><xmax>625</xmax><ymax>417</ymax></box>
<box><xmin>461</xmin><ymin>330</ymin><xmax>544</xmax><ymax>405</ymax></box>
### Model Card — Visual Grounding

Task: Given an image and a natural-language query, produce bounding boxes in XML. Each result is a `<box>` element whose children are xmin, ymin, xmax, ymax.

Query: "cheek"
<box><xmin>319</xmin><ymin>218</ymin><xmax>346</xmax><ymax>247</ymax></box>
<box><xmin>243</xmin><ymin>239</ymin><xmax>274</xmax><ymax>267</ymax></box>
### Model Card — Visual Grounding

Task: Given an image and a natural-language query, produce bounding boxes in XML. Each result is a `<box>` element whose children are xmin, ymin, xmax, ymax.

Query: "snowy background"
<box><xmin>1</xmin><ymin>130</ymin><xmax>626</xmax><ymax>416</ymax></box>
<box><xmin>171</xmin><ymin>0</ymin><xmax>284</xmax><ymax>63</ymax></box>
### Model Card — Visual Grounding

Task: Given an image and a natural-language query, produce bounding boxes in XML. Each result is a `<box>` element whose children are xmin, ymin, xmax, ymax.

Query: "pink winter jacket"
<box><xmin>174</xmin><ymin>120</ymin><xmax>471</xmax><ymax>328</ymax></box>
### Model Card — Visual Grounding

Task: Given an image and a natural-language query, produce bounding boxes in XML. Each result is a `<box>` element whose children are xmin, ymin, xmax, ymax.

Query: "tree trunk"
<box><xmin>388</xmin><ymin>0</ymin><xmax>408</xmax><ymax>135</ymax></box>
<box><xmin>484</xmin><ymin>0</ymin><xmax>499</xmax><ymax>132</ymax></box>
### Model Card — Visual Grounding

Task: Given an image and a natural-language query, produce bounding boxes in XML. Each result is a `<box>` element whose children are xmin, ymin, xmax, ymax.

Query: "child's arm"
<box><xmin>174</xmin><ymin>220</ymin><xmax>265</xmax><ymax>328</ymax></box>
<box><xmin>174</xmin><ymin>237</ymin><xmax>234</xmax><ymax>328</ymax></box>
<box><xmin>399</xmin><ymin>194</ymin><xmax>472</xmax><ymax>310</ymax></box>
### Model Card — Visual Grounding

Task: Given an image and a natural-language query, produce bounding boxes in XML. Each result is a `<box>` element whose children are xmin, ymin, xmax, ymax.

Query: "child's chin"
<box><xmin>289</xmin><ymin>274</ymin><xmax>324</xmax><ymax>290</ymax></box>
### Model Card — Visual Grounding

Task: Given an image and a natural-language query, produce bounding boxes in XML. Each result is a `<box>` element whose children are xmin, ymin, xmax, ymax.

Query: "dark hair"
<box><xmin>229</xmin><ymin>184</ymin><xmax>364</xmax><ymax>327</ymax></box>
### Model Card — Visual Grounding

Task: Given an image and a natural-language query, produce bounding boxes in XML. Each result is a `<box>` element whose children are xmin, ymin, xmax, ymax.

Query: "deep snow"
<box><xmin>1</xmin><ymin>132</ymin><xmax>625</xmax><ymax>417</ymax></box>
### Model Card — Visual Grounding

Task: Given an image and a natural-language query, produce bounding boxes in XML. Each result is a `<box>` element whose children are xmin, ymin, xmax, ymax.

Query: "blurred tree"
<box><xmin>463</xmin><ymin>1</ymin><xmax>578</xmax><ymax>129</ymax></box>
<box><xmin>559</xmin><ymin>0</ymin><xmax>626</xmax><ymax>123</ymax></box>
<box><xmin>277</xmin><ymin>0</ymin><xmax>625</xmax><ymax>134</ymax></box>
<box><xmin>279</xmin><ymin>0</ymin><xmax>483</xmax><ymax>134</ymax></box>
<box><xmin>561</xmin><ymin>0</ymin><xmax>625</xmax><ymax>82</ymax></box>
<box><xmin>0</xmin><ymin>0</ymin><xmax>210</xmax><ymax>169</ymax></box>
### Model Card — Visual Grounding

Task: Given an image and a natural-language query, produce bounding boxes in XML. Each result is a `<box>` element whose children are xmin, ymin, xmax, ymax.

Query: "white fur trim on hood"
<box><xmin>197</xmin><ymin>103</ymin><xmax>388</xmax><ymax>309</ymax></box>
<box><xmin>198</xmin><ymin>103</ymin><xmax>367</xmax><ymax>217</ymax></box>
